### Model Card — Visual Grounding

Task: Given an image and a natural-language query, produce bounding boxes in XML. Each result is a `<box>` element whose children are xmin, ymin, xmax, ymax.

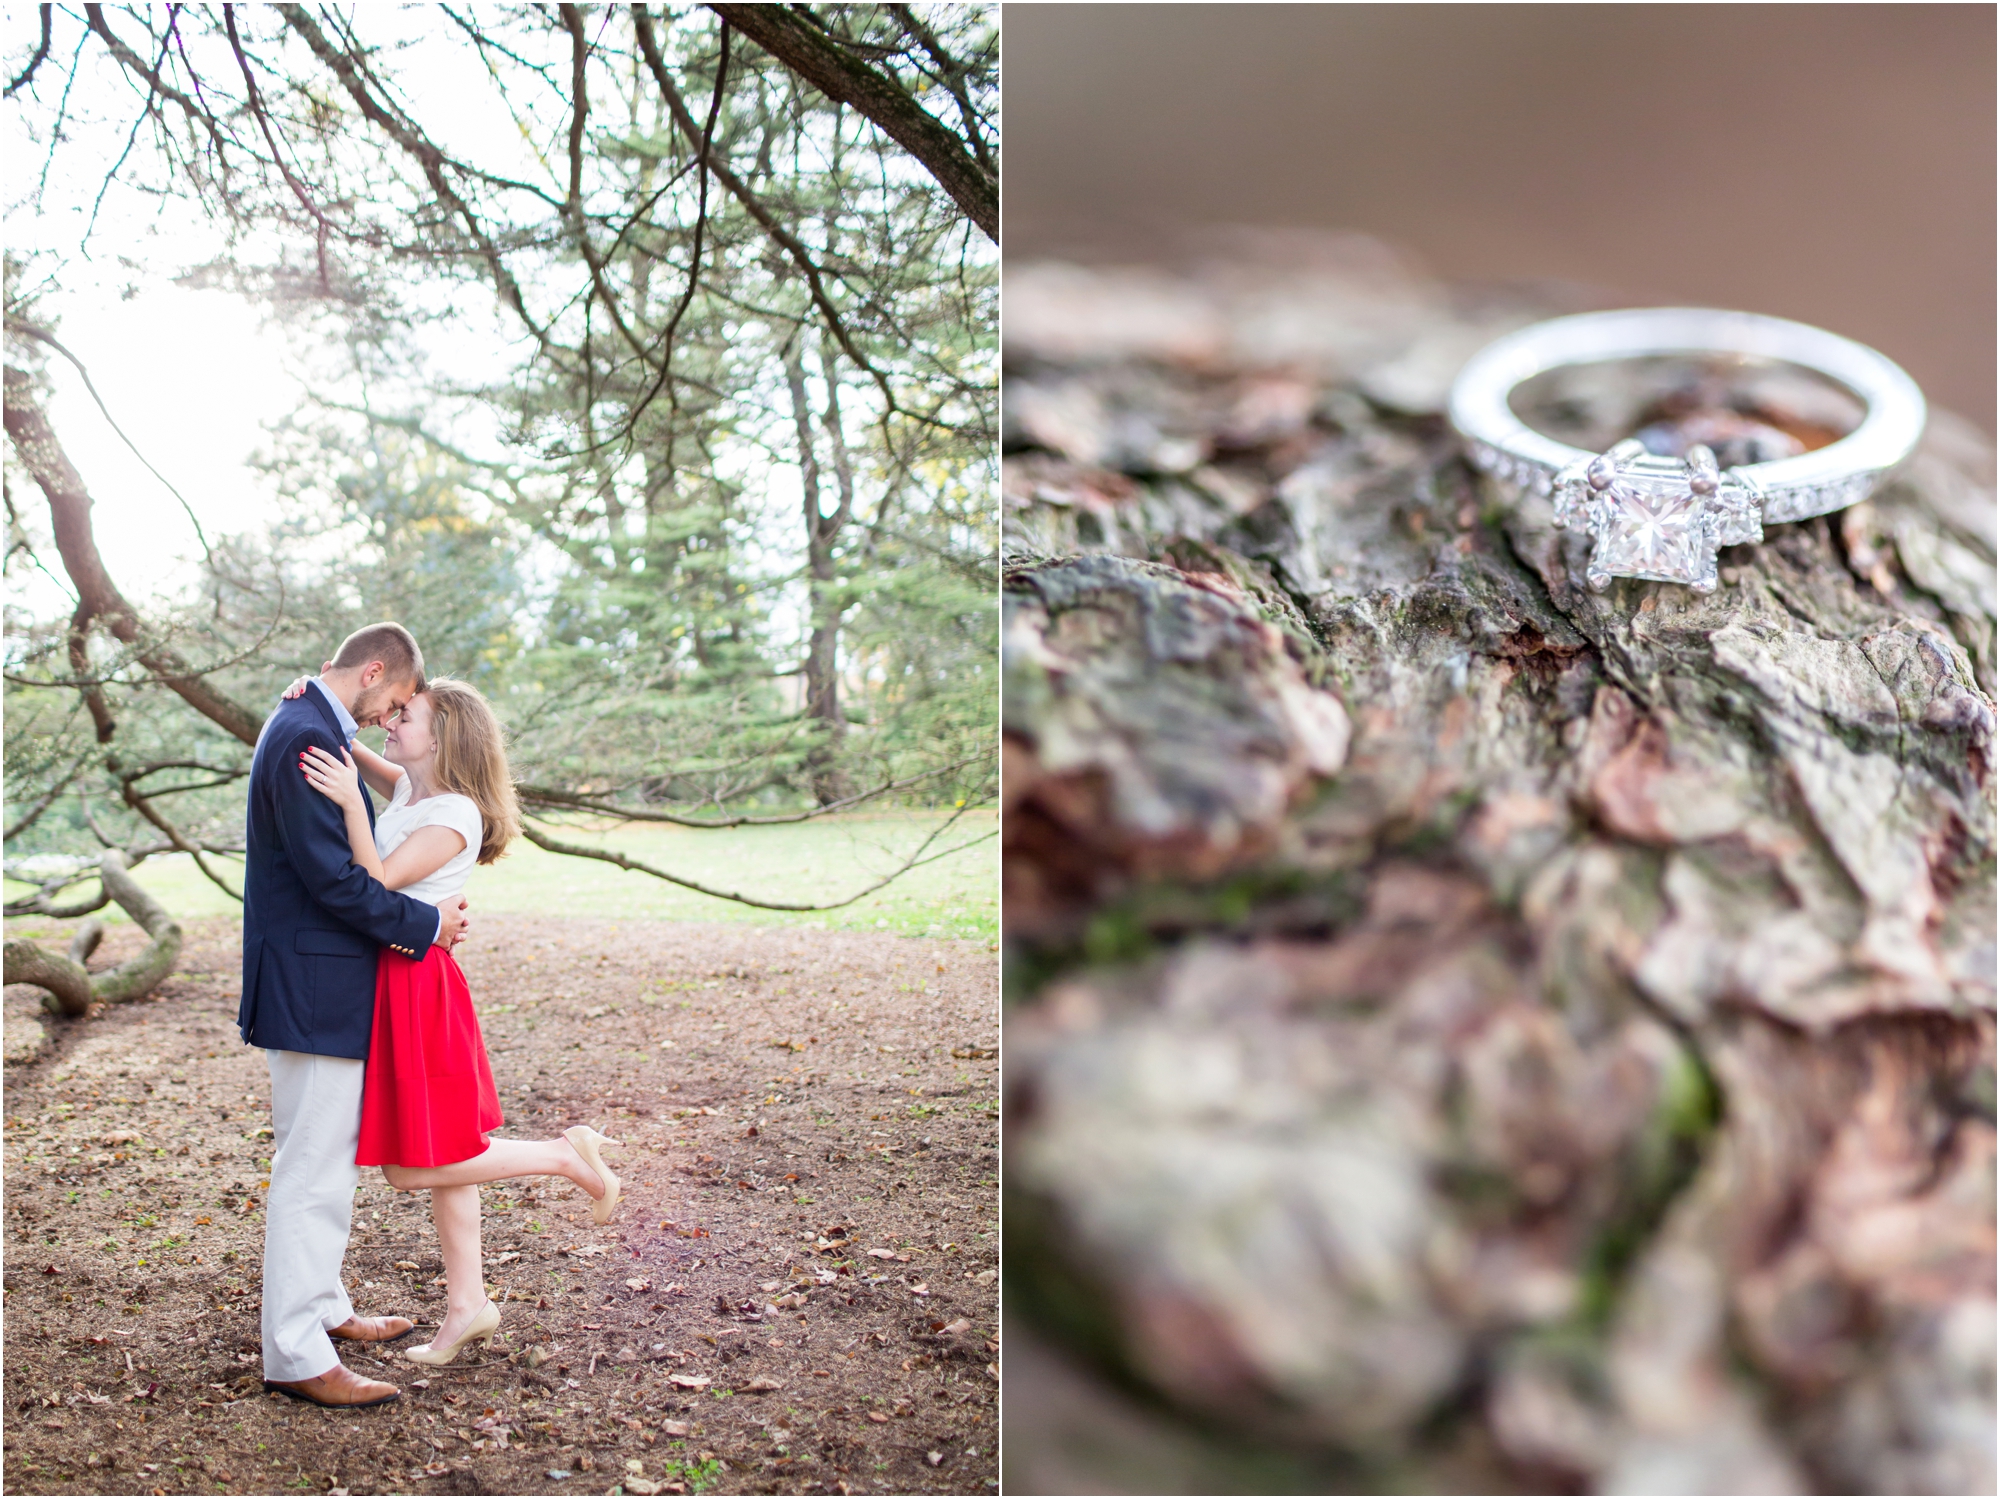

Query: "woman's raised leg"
<box><xmin>382</xmin><ymin>1136</ymin><xmax>602</xmax><ymax>1197</ymax></box>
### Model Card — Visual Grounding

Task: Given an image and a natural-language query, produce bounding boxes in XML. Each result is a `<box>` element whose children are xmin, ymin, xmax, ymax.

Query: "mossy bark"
<box><xmin>1002</xmin><ymin>241</ymin><xmax>1995</xmax><ymax>1495</ymax></box>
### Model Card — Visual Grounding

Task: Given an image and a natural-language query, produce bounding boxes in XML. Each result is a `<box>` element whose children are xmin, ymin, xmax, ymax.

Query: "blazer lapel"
<box><xmin>299</xmin><ymin>683</ymin><xmax>377</xmax><ymax>831</ymax></box>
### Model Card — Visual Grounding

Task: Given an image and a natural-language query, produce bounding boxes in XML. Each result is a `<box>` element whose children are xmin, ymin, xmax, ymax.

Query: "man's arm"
<box><xmin>269</xmin><ymin>726</ymin><xmax>452</xmax><ymax>953</ymax></box>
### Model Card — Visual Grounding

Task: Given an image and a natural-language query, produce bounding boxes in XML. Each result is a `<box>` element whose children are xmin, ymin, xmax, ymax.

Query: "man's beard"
<box><xmin>351</xmin><ymin>681</ymin><xmax>397</xmax><ymax>726</ymax></box>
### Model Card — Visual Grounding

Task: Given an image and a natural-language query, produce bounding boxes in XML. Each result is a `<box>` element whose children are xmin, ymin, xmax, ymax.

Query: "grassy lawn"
<box><xmin>5</xmin><ymin>809</ymin><xmax>997</xmax><ymax>946</ymax></box>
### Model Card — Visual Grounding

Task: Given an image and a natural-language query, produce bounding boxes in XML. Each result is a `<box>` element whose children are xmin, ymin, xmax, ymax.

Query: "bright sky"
<box><xmin>10</xmin><ymin>274</ymin><xmax>302</xmax><ymax>616</ymax></box>
<box><xmin>3</xmin><ymin>10</ymin><xmax>814</xmax><ymax>644</ymax></box>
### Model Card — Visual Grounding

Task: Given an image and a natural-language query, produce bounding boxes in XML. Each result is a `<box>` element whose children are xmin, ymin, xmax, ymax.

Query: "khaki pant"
<box><xmin>260</xmin><ymin>1049</ymin><xmax>363</xmax><ymax>1382</ymax></box>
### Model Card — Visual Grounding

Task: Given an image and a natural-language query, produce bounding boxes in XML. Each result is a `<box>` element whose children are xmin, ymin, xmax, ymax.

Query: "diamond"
<box><xmin>1590</xmin><ymin>470</ymin><xmax>1715</xmax><ymax>588</ymax></box>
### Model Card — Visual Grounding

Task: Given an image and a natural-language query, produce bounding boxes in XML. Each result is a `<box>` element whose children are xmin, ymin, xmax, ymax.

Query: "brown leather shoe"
<box><xmin>263</xmin><ymin>1362</ymin><xmax>399</xmax><ymax>1408</ymax></box>
<box><xmin>329</xmin><ymin>1314</ymin><xmax>415</xmax><ymax>1343</ymax></box>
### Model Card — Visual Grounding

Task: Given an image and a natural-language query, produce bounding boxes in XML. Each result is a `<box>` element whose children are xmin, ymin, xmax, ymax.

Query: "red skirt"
<box><xmin>355</xmin><ymin>945</ymin><xmax>502</xmax><ymax>1168</ymax></box>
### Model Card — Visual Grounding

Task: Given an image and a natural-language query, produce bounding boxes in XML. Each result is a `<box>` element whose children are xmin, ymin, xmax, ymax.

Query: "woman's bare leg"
<box><xmin>430</xmin><ymin>1184</ymin><xmax>486</xmax><ymax>1348</ymax></box>
<box><xmin>382</xmin><ymin>1137</ymin><xmax>602</xmax><ymax>1197</ymax></box>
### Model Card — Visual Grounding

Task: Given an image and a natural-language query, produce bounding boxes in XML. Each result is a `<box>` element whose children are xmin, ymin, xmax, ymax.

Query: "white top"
<box><xmin>373</xmin><ymin>773</ymin><xmax>483</xmax><ymax>904</ymax></box>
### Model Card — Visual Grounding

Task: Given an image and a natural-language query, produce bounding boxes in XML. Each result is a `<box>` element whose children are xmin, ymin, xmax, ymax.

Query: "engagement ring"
<box><xmin>1448</xmin><ymin>307</ymin><xmax>1926</xmax><ymax>593</ymax></box>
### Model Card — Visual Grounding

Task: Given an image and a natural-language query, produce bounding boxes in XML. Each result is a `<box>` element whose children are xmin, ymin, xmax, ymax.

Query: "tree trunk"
<box><xmin>4</xmin><ymin>851</ymin><xmax>184</xmax><ymax>1016</ymax></box>
<box><xmin>785</xmin><ymin>336</ymin><xmax>852</xmax><ymax>806</ymax></box>
<box><xmin>1001</xmin><ymin>241</ymin><xmax>1995</xmax><ymax>1495</ymax></box>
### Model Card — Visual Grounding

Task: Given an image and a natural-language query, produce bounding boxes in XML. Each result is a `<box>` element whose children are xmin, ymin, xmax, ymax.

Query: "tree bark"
<box><xmin>785</xmin><ymin>337</ymin><xmax>852</xmax><ymax>805</ymax></box>
<box><xmin>707</xmin><ymin>3</ymin><xmax>997</xmax><ymax>242</ymax></box>
<box><xmin>4</xmin><ymin>851</ymin><xmax>184</xmax><ymax>1016</ymax></box>
<box><xmin>1001</xmin><ymin>242</ymin><xmax>1996</xmax><ymax>1495</ymax></box>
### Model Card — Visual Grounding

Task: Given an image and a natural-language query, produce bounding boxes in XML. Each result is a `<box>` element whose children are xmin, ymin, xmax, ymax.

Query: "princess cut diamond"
<box><xmin>1591</xmin><ymin>471</ymin><xmax>1713</xmax><ymax>588</ymax></box>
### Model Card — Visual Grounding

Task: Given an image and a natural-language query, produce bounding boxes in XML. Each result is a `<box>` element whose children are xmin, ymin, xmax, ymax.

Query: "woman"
<box><xmin>293</xmin><ymin>675</ymin><xmax>622</xmax><ymax>1365</ymax></box>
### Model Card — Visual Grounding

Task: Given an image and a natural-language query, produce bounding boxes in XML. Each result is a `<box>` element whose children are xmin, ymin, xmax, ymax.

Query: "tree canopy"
<box><xmin>5</xmin><ymin>3</ymin><xmax>998</xmax><ymax>922</ymax></box>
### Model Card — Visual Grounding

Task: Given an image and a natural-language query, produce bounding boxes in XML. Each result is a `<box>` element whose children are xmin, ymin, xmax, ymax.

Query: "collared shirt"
<box><xmin>307</xmin><ymin>676</ymin><xmax>358</xmax><ymax>744</ymax></box>
<box><xmin>302</xmin><ymin>674</ymin><xmax>443</xmax><ymax>949</ymax></box>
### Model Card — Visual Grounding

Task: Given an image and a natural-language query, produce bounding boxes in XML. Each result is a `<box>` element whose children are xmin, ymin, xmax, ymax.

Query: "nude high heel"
<box><xmin>404</xmin><ymin>1299</ymin><xmax>500</xmax><ymax>1365</ymax></box>
<box><xmin>564</xmin><ymin>1126</ymin><xmax>622</xmax><ymax>1225</ymax></box>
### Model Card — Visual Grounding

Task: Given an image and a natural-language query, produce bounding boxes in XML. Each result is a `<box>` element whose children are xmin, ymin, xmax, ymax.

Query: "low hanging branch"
<box><xmin>519</xmin><ymin>802</ymin><xmax>994</xmax><ymax>912</ymax></box>
<box><xmin>514</xmin><ymin>753</ymin><xmax>988</xmax><ymax>828</ymax></box>
<box><xmin>3</xmin><ymin>850</ymin><xmax>184</xmax><ymax>1015</ymax></box>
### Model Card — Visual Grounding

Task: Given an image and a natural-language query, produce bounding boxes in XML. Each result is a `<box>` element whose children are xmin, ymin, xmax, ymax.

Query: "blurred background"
<box><xmin>1004</xmin><ymin>3</ymin><xmax>1994</xmax><ymax>429</ymax></box>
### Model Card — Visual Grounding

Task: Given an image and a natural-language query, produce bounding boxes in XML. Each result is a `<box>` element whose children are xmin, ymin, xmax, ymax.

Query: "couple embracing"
<box><xmin>239</xmin><ymin>622</ymin><xmax>622</xmax><ymax>1409</ymax></box>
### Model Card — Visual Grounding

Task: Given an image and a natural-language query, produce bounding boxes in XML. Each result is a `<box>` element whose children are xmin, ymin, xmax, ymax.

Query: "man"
<box><xmin>240</xmin><ymin>622</ymin><xmax>470</xmax><ymax>1408</ymax></box>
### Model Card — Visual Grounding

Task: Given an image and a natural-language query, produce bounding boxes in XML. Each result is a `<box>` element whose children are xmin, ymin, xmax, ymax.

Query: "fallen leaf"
<box><xmin>625</xmin><ymin>1278</ymin><xmax>652</xmax><ymax>1292</ymax></box>
<box><xmin>926</xmin><ymin>1451</ymin><xmax>945</xmax><ymax>1468</ymax></box>
<box><xmin>909</xmin><ymin>1282</ymin><xmax>930</xmax><ymax>1296</ymax></box>
<box><xmin>866</xmin><ymin>1410</ymin><xmax>890</xmax><ymax>1423</ymax></box>
<box><xmin>667</xmin><ymin>1374</ymin><xmax>710</xmax><ymax>1391</ymax></box>
<box><xmin>744</xmin><ymin>1376</ymin><xmax>782</xmax><ymax>1393</ymax></box>
<box><xmin>395</xmin><ymin>1260</ymin><xmax>420</xmax><ymax>1271</ymax></box>
<box><xmin>490</xmin><ymin>1251</ymin><xmax>521</xmax><ymax>1265</ymax></box>
<box><xmin>941</xmin><ymin>1318</ymin><xmax>972</xmax><ymax>1335</ymax></box>
<box><xmin>865</xmin><ymin>1248</ymin><xmax>910</xmax><ymax>1262</ymax></box>
<box><xmin>660</xmin><ymin>1420</ymin><xmax>690</xmax><ymax>1437</ymax></box>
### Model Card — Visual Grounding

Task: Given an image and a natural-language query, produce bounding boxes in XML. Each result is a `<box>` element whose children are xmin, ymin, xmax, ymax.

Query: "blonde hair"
<box><xmin>422</xmin><ymin>677</ymin><xmax>520</xmax><ymax>864</ymax></box>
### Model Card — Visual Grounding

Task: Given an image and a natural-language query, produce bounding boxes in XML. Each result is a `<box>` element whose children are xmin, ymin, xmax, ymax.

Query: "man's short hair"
<box><xmin>330</xmin><ymin>622</ymin><xmax>425</xmax><ymax>691</ymax></box>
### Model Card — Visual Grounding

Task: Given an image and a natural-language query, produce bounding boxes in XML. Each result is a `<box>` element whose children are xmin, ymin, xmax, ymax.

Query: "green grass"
<box><xmin>5</xmin><ymin>809</ymin><xmax>997</xmax><ymax>945</ymax></box>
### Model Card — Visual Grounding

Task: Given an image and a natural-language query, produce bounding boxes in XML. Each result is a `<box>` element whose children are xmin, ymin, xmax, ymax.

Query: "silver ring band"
<box><xmin>1449</xmin><ymin>308</ymin><xmax>1926</xmax><ymax>592</ymax></box>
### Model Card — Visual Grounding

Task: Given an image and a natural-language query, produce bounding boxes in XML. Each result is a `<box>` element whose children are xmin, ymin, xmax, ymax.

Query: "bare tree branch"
<box><xmin>707</xmin><ymin>2</ymin><xmax>995</xmax><ymax>241</ymax></box>
<box><xmin>2</xmin><ymin>745</ymin><xmax>95</xmax><ymax>842</ymax></box>
<box><xmin>82</xmin><ymin>3</ymin><xmax>227</xmax><ymax>157</ymax></box>
<box><xmin>630</xmin><ymin>4</ymin><xmax>940</xmax><ymax>434</ymax></box>
<box><xmin>222</xmin><ymin>4</ymin><xmax>336</xmax><ymax>294</ymax></box>
<box><xmin>120</xmin><ymin>778</ymin><xmax>242</xmax><ymax>900</ymax></box>
<box><xmin>515</xmin><ymin>754</ymin><xmax>988</xmax><ymax>827</ymax></box>
<box><xmin>887</xmin><ymin>3</ymin><xmax>992</xmax><ymax>176</ymax></box>
<box><xmin>519</xmin><ymin>802</ymin><xmax>988</xmax><ymax>911</ymax></box>
<box><xmin>587</xmin><ymin>6</ymin><xmax>729</xmax><ymax>455</ymax></box>
<box><xmin>3</xmin><ymin>850</ymin><xmax>184</xmax><ymax>1014</ymax></box>
<box><xmin>5</xmin><ymin>3</ymin><xmax>52</xmax><ymax>96</ymax></box>
<box><xmin>272</xmin><ymin>3</ymin><xmax>556</xmax><ymax>356</ymax></box>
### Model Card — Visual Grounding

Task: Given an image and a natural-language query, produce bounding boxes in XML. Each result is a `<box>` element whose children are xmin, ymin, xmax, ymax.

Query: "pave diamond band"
<box><xmin>1448</xmin><ymin>308</ymin><xmax>1926</xmax><ymax>590</ymax></box>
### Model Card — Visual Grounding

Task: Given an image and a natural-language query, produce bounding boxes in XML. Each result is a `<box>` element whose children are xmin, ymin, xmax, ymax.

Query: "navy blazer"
<box><xmin>237</xmin><ymin>686</ymin><xmax>441</xmax><ymax>1059</ymax></box>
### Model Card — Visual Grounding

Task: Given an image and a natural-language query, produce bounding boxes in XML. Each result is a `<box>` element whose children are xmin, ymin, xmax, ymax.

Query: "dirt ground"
<box><xmin>2</xmin><ymin>914</ymin><xmax>999</xmax><ymax>1497</ymax></box>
